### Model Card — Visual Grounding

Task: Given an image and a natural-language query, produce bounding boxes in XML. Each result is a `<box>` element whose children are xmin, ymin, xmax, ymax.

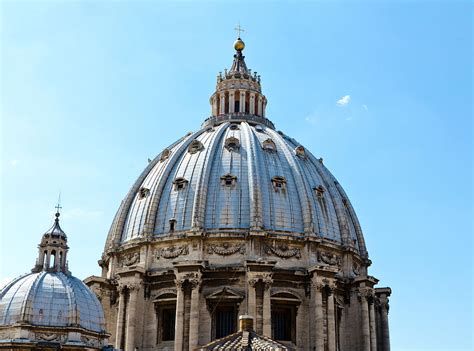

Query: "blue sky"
<box><xmin>1</xmin><ymin>1</ymin><xmax>472</xmax><ymax>350</ymax></box>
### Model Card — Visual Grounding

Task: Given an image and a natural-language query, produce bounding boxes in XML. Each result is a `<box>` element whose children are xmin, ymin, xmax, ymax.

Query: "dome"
<box><xmin>0</xmin><ymin>271</ymin><xmax>106</xmax><ymax>333</ymax></box>
<box><xmin>105</xmin><ymin>121</ymin><xmax>367</xmax><ymax>256</ymax></box>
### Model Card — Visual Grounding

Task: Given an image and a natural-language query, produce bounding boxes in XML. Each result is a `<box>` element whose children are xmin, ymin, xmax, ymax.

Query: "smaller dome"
<box><xmin>234</xmin><ymin>38</ymin><xmax>245</xmax><ymax>51</ymax></box>
<box><xmin>0</xmin><ymin>272</ymin><xmax>106</xmax><ymax>333</ymax></box>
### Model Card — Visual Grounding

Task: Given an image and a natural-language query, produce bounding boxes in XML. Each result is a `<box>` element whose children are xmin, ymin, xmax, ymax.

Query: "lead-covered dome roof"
<box><xmin>106</xmin><ymin>122</ymin><xmax>367</xmax><ymax>256</ymax></box>
<box><xmin>0</xmin><ymin>272</ymin><xmax>106</xmax><ymax>333</ymax></box>
<box><xmin>104</xmin><ymin>39</ymin><xmax>368</xmax><ymax>257</ymax></box>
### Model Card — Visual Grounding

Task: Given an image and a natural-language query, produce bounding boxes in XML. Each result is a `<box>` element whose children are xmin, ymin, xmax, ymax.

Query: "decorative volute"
<box><xmin>207</xmin><ymin>35</ymin><xmax>269</xmax><ymax>127</ymax></box>
<box><xmin>32</xmin><ymin>207</ymin><xmax>70</xmax><ymax>274</ymax></box>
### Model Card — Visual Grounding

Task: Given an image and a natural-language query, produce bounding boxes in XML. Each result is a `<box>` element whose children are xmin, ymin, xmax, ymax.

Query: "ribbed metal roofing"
<box><xmin>0</xmin><ymin>272</ymin><xmax>106</xmax><ymax>333</ymax></box>
<box><xmin>105</xmin><ymin>121</ymin><xmax>367</xmax><ymax>255</ymax></box>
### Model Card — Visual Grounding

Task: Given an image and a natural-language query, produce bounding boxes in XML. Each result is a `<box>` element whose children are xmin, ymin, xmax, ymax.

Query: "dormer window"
<box><xmin>220</xmin><ymin>174</ymin><xmax>237</xmax><ymax>187</ymax></box>
<box><xmin>295</xmin><ymin>146</ymin><xmax>306</xmax><ymax>158</ymax></box>
<box><xmin>160</xmin><ymin>149</ymin><xmax>171</xmax><ymax>162</ymax></box>
<box><xmin>169</xmin><ymin>218</ymin><xmax>176</xmax><ymax>232</ymax></box>
<box><xmin>188</xmin><ymin>140</ymin><xmax>204</xmax><ymax>154</ymax></box>
<box><xmin>138</xmin><ymin>187</ymin><xmax>150</xmax><ymax>199</ymax></box>
<box><xmin>263</xmin><ymin>139</ymin><xmax>276</xmax><ymax>152</ymax></box>
<box><xmin>271</xmin><ymin>176</ymin><xmax>286</xmax><ymax>192</ymax></box>
<box><xmin>173</xmin><ymin>177</ymin><xmax>188</xmax><ymax>191</ymax></box>
<box><xmin>224</xmin><ymin>137</ymin><xmax>240</xmax><ymax>152</ymax></box>
<box><xmin>229</xmin><ymin>124</ymin><xmax>240</xmax><ymax>130</ymax></box>
<box><xmin>314</xmin><ymin>185</ymin><xmax>325</xmax><ymax>198</ymax></box>
<box><xmin>255</xmin><ymin>125</ymin><xmax>264</xmax><ymax>133</ymax></box>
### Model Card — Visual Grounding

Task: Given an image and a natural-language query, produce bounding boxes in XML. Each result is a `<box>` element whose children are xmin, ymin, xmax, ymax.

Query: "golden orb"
<box><xmin>234</xmin><ymin>38</ymin><xmax>245</xmax><ymax>51</ymax></box>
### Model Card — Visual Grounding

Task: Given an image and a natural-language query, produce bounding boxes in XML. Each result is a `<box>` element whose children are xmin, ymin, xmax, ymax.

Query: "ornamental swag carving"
<box><xmin>156</xmin><ymin>245</ymin><xmax>189</xmax><ymax>259</ymax></box>
<box><xmin>264</xmin><ymin>243</ymin><xmax>301</xmax><ymax>258</ymax></box>
<box><xmin>318</xmin><ymin>251</ymin><xmax>342</xmax><ymax>268</ymax></box>
<box><xmin>121</xmin><ymin>252</ymin><xmax>140</xmax><ymax>267</ymax></box>
<box><xmin>207</xmin><ymin>243</ymin><xmax>245</xmax><ymax>255</ymax></box>
<box><xmin>36</xmin><ymin>333</ymin><xmax>66</xmax><ymax>342</ymax></box>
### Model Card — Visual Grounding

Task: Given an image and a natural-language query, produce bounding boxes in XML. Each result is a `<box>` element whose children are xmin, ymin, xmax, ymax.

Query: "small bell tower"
<box><xmin>32</xmin><ymin>204</ymin><xmax>70</xmax><ymax>274</ymax></box>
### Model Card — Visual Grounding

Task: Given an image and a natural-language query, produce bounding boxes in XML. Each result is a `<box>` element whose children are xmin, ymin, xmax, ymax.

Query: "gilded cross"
<box><xmin>234</xmin><ymin>23</ymin><xmax>245</xmax><ymax>38</ymax></box>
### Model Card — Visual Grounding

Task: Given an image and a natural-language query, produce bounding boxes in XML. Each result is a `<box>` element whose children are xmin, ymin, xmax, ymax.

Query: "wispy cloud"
<box><xmin>304</xmin><ymin>110</ymin><xmax>318</xmax><ymax>125</ymax></box>
<box><xmin>336</xmin><ymin>95</ymin><xmax>351</xmax><ymax>106</ymax></box>
<box><xmin>9</xmin><ymin>160</ymin><xmax>19</xmax><ymax>167</ymax></box>
<box><xmin>362</xmin><ymin>104</ymin><xmax>368</xmax><ymax>111</ymax></box>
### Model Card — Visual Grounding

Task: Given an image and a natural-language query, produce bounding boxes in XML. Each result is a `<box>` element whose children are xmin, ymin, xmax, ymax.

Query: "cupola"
<box><xmin>32</xmin><ymin>206</ymin><xmax>70</xmax><ymax>273</ymax></box>
<box><xmin>205</xmin><ymin>33</ymin><xmax>273</xmax><ymax>129</ymax></box>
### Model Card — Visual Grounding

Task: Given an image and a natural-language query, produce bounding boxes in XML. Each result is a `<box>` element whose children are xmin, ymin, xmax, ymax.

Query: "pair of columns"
<box><xmin>247</xmin><ymin>275</ymin><xmax>272</xmax><ymax>336</ymax></box>
<box><xmin>115</xmin><ymin>281</ymin><xmax>141</xmax><ymax>351</ymax></box>
<box><xmin>215</xmin><ymin>91</ymin><xmax>264</xmax><ymax>117</ymax></box>
<box><xmin>312</xmin><ymin>278</ymin><xmax>337</xmax><ymax>351</ymax></box>
<box><xmin>174</xmin><ymin>272</ymin><xmax>201</xmax><ymax>351</ymax></box>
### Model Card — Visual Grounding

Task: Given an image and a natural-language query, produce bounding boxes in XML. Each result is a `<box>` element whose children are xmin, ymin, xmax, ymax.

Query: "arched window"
<box><xmin>138</xmin><ymin>187</ymin><xmax>150</xmax><ymax>199</ymax></box>
<box><xmin>169</xmin><ymin>218</ymin><xmax>176</xmax><ymax>232</ymax></box>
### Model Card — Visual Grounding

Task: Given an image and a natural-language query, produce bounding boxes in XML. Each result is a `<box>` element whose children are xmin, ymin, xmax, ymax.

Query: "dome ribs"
<box><xmin>106</xmin><ymin>132</ymin><xmax>192</xmax><ymax>248</ymax></box>
<box><xmin>242</xmin><ymin>122</ymin><xmax>263</xmax><ymax>231</ymax></box>
<box><xmin>266</xmin><ymin>129</ymin><xmax>315</xmax><ymax>236</ymax></box>
<box><xmin>191</xmin><ymin>123</ymin><xmax>230</xmax><ymax>231</ymax></box>
<box><xmin>142</xmin><ymin>129</ymin><xmax>206</xmax><ymax>236</ymax></box>
<box><xmin>305</xmin><ymin>153</ymin><xmax>358</xmax><ymax>252</ymax></box>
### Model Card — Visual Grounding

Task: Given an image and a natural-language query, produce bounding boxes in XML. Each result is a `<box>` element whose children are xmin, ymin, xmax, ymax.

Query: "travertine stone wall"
<box><xmin>86</xmin><ymin>235</ymin><xmax>391</xmax><ymax>351</ymax></box>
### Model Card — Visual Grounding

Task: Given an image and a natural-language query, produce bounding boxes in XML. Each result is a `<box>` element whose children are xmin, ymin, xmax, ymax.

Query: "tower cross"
<box><xmin>234</xmin><ymin>23</ymin><xmax>245</xmax><ymax>38</ymax></box>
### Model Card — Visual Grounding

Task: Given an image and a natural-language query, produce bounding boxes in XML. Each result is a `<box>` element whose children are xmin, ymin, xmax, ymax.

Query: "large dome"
<box><xmin>0</xmin><ymin>272</ymin><xmax>106</xmax><ymax>333</ymax></box>
<box><xmin>105</xmin><ymin>121</ymin><xmax>367</xmax><ymax>256</ymax></box>
<box><xmin>87</xmin><ymin>37</ymin><xmax>392</xmax><ymax>351</ymax></box>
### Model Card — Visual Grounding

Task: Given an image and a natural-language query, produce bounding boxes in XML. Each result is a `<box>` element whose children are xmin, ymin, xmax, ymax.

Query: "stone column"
<box><xmin>380</xmin><ymin>295</ymin><xmax>391</xmax><ymax>351</ymax></box>
<box><xmin>45</xmin><ymin>251</ymin><xmax>51</xmax><ymax>269</ymax></box>
<box><xmin>369</xmin><ymin>298</ymin><xmax>377</xmax><ymax>351</ymax></box>
<box><xmin>229</xmin><ymin>91</ymin><xmax>235</xmax><ymax>113</ymax></box>
<box><xmin>250</xmin><ymin>93</ymin><xmax>255</xmax><ymax>114</ymax></box>
<box><xmin>360</xmin><ymin>288</ymin><xmax>371</xmax><ymax>351</ymax></box>
<box><xmin>327</xmin><ymin>287</ymin><xmax>336</xmax><ymax>351</ymax></box>
<box><xmin>125</xmin><ymin>282</ymin><xmax>140</xmax><ymax>351</ymax></box>
<box><xmin>312</xmin><ymin>281</ymin><xmax>324</xmax><ymax>351</ymax></box>
<box><xmin>262</xmin><ymin>277</ymin><xmax>272</xmax><ymax>337</ymax></box>
<box><xmin>262</xmin><ymin>99</ymin><xmax>267</xmax><ymax>117</ymax></box>
<box><xmin>240</xmin><ymin>91</ymin><xmax>246</xmax><ymax>113</ymax></box>
<box><xmin>257</xmin><ymin>96</ymin><xmax>263</xmax><ymax>116</ymax></box>
<box><xmin>219</xmin><ymin>93</ymin><xmax>225</xmax><ymax>115</ymax></box>
<box><xmin>115</xmin><ymin>286</ymin><xmax>126</xmax><ymax>350</ymax></box>
<box><xmin>188</xmin><ymin>279</ymin><xmax>201</xmax><ymax>351</ymax></box>
<box><xmin>247</xmin><ymin>278</ymin><xmax>257</xmax><ymax>321</ymax></box>
<box><xmin>174</xmin><ymin>280</ymin><xmax>185</xmax><ymax>351</ymax></box>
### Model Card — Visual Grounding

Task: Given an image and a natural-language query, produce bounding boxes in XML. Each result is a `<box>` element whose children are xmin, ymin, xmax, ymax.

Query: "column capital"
<box><xmin>358</xmin><ymin>286</ymin><xmax>375</xmax><ymax>300</ymax></box>
<box><xmin>175</xmin><ymin>271</ymin><xmax>202</xmax><ymax>290</ymax></box>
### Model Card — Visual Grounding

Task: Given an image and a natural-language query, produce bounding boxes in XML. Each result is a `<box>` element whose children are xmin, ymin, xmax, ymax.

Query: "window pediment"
<box><xmin>262</xmin><ymin>138</ymin><xmax>277</xmax><ymax>152</ymax></box>
<box><xmin>224</xmin><ymin>137</ymin><xmax>240</xmax><ymax>152</ymax></box>
<box><xmin>271</xmin><ymin>176</ymin><xmax>287</xmax><ymax>192</ymax></box>
<box><xmin>173</xmin><ymin>177</ymin><xmax>188</xmax><ymax>191</ymax></box>
<box><xmin>188</xmin><ymin>140</ymin><xmax>204</xmax><ymax>154</ymax></box>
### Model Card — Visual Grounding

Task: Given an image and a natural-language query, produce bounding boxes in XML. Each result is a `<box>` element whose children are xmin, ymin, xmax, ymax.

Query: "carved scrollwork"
<box><xmin>352</xmin><ymin>262</ymin><xmax>360</xmax><ymax>276</ymax></box>
<box><xmin>157</xmin><ymin>245</ymin><xmax>189</xmax><ymax>259</ymax></box>
<box><xmin>264</xmin><ymin>244</ymin><xmax>301</xmax><ymax>259</ymax></box>
<box><xmin>81</xmin><ymin>335</ymin><xmax>96</xmax><ymax>346</ymax></box>
<box><xmin>121</xmin><ymin>252</ymin><xmax>140</xmax><ymax>267</ymax></box>
<box><xmin>318</xmin><ymin>251</ymin><xmax>341</xmax><ymax>268</ymax></box>
<box><xmin>207</xmin><ymin>243</ymin><xmax>245</xmax><ymax>256</ymax></box>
